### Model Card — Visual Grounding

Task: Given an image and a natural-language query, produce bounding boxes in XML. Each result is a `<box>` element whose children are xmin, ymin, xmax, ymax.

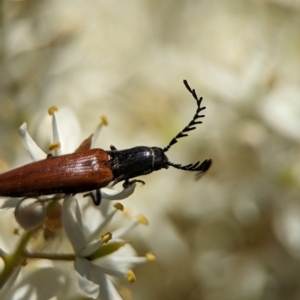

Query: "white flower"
<box><xmin>62</xmin><ymin>195</ymin><xmax>153</xmax><ymax>299</ymax></box>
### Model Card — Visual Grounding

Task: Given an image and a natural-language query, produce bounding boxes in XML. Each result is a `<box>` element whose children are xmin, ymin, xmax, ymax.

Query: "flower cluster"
<box><xmin>0</xmin><ymin>107</ymin><xmax>154</xmax><ymax>299</ymax></box>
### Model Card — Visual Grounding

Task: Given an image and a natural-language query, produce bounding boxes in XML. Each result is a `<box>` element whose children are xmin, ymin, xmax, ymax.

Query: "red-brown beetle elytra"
<box><xmin>0</xmin><ymin>80</ymin><xmax>212</xmax><ymax>205</ymax></box>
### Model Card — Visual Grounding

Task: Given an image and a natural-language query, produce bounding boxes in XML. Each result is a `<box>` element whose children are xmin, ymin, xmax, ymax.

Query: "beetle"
<box><xmin>0</xmin><ymin>80</ymin><xmax>212</xmax><ymax>205</ymax></box>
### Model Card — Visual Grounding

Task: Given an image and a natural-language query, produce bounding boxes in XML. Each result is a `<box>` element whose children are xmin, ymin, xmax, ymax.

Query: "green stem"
<box><xmin>24</xmin><ymin>251</ymin><xmax>76</xmax><ymax>261</ymax></box>
<box><xmin>0</xmin><ymin>231</ymin><xmax>31</xmax><ymax>289</ymax></box>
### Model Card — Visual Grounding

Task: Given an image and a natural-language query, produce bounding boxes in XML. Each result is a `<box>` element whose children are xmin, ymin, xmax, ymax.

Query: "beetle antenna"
<box><xmin>168</xmin><ymin>159</ymin><xmax>212</xmax><ymax>173</ymax></box>
<box><xmin>163</xmin><ymin>80</ymin><xmax>207</xmax><ymax>153</ymax></box>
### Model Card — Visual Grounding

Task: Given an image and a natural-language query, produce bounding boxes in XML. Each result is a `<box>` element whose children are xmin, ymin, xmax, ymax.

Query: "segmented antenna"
<box><xmin>168</xmin><ymin>159</ymin><xmax>212</xmax><ymax>172</ymax></box>
<box><xmin>163</xmin><ymin>80</ymin><xmax>207</xmax><ymax>152</ymax></box>
<box><xmin>164</xmin><ymin>80</ymin><xmax>212</xmax><ymax>175</ymax></box>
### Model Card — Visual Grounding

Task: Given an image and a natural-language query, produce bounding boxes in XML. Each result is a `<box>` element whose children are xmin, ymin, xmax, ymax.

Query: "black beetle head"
<box><xmin>150</xmin><ymin>147</ymin><xmax>169</xmax><ymax>171</ymax></box>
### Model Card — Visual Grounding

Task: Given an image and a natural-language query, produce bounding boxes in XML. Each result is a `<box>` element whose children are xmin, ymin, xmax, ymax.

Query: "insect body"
<box><xmin>0</xmin><ymin>80</ymin><xmax>212</xmax><ymax>205</ymax></box>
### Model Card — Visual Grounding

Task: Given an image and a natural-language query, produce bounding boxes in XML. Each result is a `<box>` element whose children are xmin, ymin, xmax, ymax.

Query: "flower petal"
<box><xmin>74</xmin><ymin>257</ymin><xmax>100</xmax><ymax>298</ymax></box>
<box><xmin>80</xmin><ymin>239</ymin><xmax>104</xmax><ymax>257</ymax></box>
<box><xmin>101</xmin><ymin>184</ymin><xmax>137</xmax><ymax>200</ymax></box>
<box><xmin>54</xmin><ymin>107</ymin><xmax>82</xmax><ymax>154</ymax></box>
<box><xmin>18</xmin><ymin>123</ymin><xmax>46</xmax><ymax>161</ymax></box>
<box><xmin>0</xmin><ymin>266</ymin><xmax>21</xmax><ymax>297</ymax></box>
<box><xmin>92</xmin><ymin>244</ymin><xmax>138</xmax><ymax>276</ymax></box>
<box><xmin>95</xmin><ymin>272</ymin><xmax>124</xmax><ymax>300</ymax></box>
<box><xmin>62</xmin><ymin>196</ymin><xmax>87</xmax><ymax>254</ymax></box>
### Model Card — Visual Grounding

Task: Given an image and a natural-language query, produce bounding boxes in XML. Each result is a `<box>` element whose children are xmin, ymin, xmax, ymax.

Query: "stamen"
<box><xmin>101</xmin><ymin>232</ymin><xmax>112</xmax><ymax>243</ymax></box>
<box><xmin>136</xmin><ymin>214</ymin><xmax>149</xmax><ymax>226</ymax></box>
<box><xmin>145</xmin><ymin>252</ymin><xmax>156</xmax><ymax>261</ymax></box>
<box><xmin>92</xmin><ymin>115</ymin><xmax>109</xmax><ymax>147</ymax></box>
<box><xmin>100</xmin><ymin>115</ymin><xmax>109</xmax><ymax>126</ymax></box>
<box><xmin>113</xmin><ymin>203</ymin><xmax>124</xmax><ymax>211</ymax></box>
<box><xmin>88</xmin><ymin>206</ymin><xmax>121</xmax><ymax>242</ymax></box>
<box><xmin>126</xmin><ymin>270</ymin><xmax>136</xmax><ymax>283</ymax></box>
<box><xmin>48</xmin><ymin>106</ymin><xmax>58</xmax><ymax>115</ymax></box>
<box><xmin>48</xmin><ymin>142</ymin><xmax>61</xmax><ymax>151</ymax></box>
<box><xmin>49</xmin><ymin>106</ymin><xmax>61</xmax><ymax>156</ymax></box>
<box><xmin>113</xmin><ymin>214</ymin><xmax>148</xmax><ymax>239</ymax></box>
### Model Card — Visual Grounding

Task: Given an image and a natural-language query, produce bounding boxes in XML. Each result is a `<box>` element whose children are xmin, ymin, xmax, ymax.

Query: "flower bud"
<box><xmin>14</xmin><ymin>198</ymin><xmax>46</xmax><ymax>231</ymax></box>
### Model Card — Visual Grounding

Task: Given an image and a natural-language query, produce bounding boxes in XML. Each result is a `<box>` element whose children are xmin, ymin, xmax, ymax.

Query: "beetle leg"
<box><xmin>110</xmin><ymin>145</ymin><xmax>117</xmax><ymax>150</ymax></box>
<box><xmin>47</xmin><ymin>153</ymin><xmax>54</xmax><ymax>158</ymax></box>
<box><xmin>83</xmin><ymin>189</ymin><xmax>102</xmax><ymax>206</ymax></box>
<box><xmin>123</xmin><ymin>179</ymin><xmax>145</xmax><ymax>188</ymax></box>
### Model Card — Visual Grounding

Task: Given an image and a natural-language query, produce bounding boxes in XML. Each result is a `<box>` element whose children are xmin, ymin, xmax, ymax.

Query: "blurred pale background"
<box><xmin>1</xmin><ymin>0</ymin><xmax>300</xmax><ymax>299</ymax></box>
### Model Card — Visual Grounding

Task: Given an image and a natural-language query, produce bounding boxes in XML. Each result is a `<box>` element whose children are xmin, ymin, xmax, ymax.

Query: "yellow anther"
<box><xmin>101</xmin><ymin>232</ymin><xmax>112</xmax><ymax>243</ymax></box>
<box><xmin>126</xmin><ymin>270</ymin><xmax>136</xmax><ymax>283</ymax></box>
<box><xmin>145</xmin><ymin>252</ymin><xmax>156</xmax><ymax>261</ymax></box>
<box><xmin>48</xmin><ymin>106</ymin><xmax>58</xmax><ymax>115</ymax></box>
<box><xmin>113</xmin><ymin>203</ymin><xmax>124</xmax><ymax>211</ymax></box>
<box><xmin>49</xmin><ymin>142</ymin><xmax>61</xmax><ymax>151</ymax></box>
<box><xmin>100</xmin><ymin>115</ymin><xmax>108</xmax><ymax>126</ymax></box>
<box><xmin>136</xmin><ymin>214</ymin><xmax>149</xmax><ymax>226</ymax></box>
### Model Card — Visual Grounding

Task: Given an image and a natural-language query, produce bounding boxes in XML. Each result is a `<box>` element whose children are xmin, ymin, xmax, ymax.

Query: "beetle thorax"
<box><xmin>107</xmin><ymin>146</ymin><xmax>169</xmax><ymax>184</ymax></box>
